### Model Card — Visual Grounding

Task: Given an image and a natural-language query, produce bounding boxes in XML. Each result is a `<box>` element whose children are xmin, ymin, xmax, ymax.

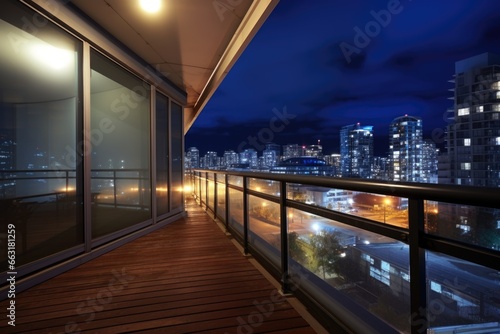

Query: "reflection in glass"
<box><xmin>200</xmin><ymin>176</ymin><xmax>206</xmax><ymax>204</ymax></box>
<box><xmin>426</xmin><ymin>251</ymin><xmax>500</xmax><ymax>331</ymax></box>
<box><xmin>429</xmin><ymin>201</ymin><xmax>500</xmax><ymax>250</ymax></box>
<box><xmin>156</xmin><ymin>93</ymin><xmax>169</xmax><ymax>216</ymax></box>
<box><xmin>216</xmin><ymin>182</ymin><xmax>226</xmax><ymax>221</ymax></box>
<box><xmin>248</xmin><ymin>178</ymin><xmax>280</xmax><ymax>196</ymax></box>
<box><xmin>171</xmin><ymin>102</ymin><xmax>183</xmax><ymax>211</ymax></box>
<box><xmin>0</xmin><ymin>1</ymin><xmax>83</xmax><ymax>267</ymax></box>
<box><xmin>207</xmin><ymin>179</ymin><xmax>214</xmax><ymax>211</ymax></box>
<box><xmin>228</xmin><ymin>175</ymin><xmax>243</xmax><ymax>187</ymax></box>
<box><xmin>287</xmin><ymin>184</ymin><xmax>409</xmax><ymax>228</ymax></box>
<box><xmin>288</xmin><ymin>208</ymin><xmax>410</xmax><ymax>332</ymax></box>
<box><xmin>90</xmin><ymin>50</ymin><xmax>151</xmax><ymax>238</ymax></box>
<box><xmin>248</xmin><ymin>195</ymin><xmax>281</xmax><ymax>267</ymax></box>
<box><xmin>228</xmin><ymin>188</ymin><xmax>243</xmax><ymax>237</ymax></box>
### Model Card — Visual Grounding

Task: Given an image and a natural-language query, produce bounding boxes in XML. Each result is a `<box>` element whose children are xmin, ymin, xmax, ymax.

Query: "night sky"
<box><xmin>185</xmin><ymin>0</ymin><xmax>500</xmax><ymax>157</ymax></box>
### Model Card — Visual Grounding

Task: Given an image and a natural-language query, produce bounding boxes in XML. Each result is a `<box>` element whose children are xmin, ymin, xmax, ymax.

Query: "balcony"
<box><xmin>189</xmin><ymin>169</ymin><xmax>500</xmax><ymax>334</ymax></box>
<box><xmin>0</xmin><ymin>195</ymin><xmax>322</xmax><ymax>333</ymax></box>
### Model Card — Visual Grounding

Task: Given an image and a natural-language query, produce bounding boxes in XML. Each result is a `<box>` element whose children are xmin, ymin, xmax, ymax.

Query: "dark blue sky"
<box><xmin>186</xmin><ymin>0</ymin><xmax>500</xmax><ymax>156</ymax></box>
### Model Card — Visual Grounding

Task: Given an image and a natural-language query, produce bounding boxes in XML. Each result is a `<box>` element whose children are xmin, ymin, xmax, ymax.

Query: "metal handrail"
<box><xmin>191</xmin><ymin>169</ymin><xmax>500</xmax><ymax>209</ymax></box>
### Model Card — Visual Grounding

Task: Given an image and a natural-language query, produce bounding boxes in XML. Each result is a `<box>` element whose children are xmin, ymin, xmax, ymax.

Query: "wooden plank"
<box><xmin>0</xmin><ymin>198</ymin><xmax>316</xmax><ymax>333</ymax></box>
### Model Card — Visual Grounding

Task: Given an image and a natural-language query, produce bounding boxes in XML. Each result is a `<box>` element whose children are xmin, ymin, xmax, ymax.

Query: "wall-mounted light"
<box><xmin>140</xmin><ymin>0</ymin><xmax>161</xmax><ymax>13</ymax></box>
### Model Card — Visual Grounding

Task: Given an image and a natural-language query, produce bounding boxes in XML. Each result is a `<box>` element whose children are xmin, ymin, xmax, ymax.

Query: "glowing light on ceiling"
<box><xmin>140</xmin><ymin>0</ymin><xmax>161</xmax><ymax>13</ymax></box>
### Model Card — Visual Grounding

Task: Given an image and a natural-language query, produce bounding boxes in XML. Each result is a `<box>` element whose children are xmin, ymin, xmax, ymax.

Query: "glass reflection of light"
<box><xmin>32</xmin><ymin>43</ymin><xmax>73</xmax><ymax>70</ymax></box>
<box><xmin>312</xmin><ymin>223</ymin><xmax>321</xmax><ymax>233</ymax></box>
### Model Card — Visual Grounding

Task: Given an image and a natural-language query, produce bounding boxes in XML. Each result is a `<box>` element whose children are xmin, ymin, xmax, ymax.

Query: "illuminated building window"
<box><xmin>458</xmin><ymin>107</ymin><xmax>470</xmax><ymax>116</ymax></box>
<box><xmin>464</xmin><ymin>138</ymin><xmax>471</xmax><ymax>146</ymax></box>
<box><xmin>477</xmin><ymin>105</ymin><xmax>484</xmax><ymax>112</ymax></box>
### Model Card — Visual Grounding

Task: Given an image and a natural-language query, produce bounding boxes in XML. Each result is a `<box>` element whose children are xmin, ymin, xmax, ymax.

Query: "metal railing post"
<box><xmin>225</xmin><ymin>173</ymin><xmax>229</xmax><ymax>232</ymax></box>
<box><xmin>243</xmin><ymin>176</ymin><xmax>249</xmax><ymax>255</ymax></box>
<box><xmin>409</xmin><ymin>198</ymin><xmax>427</xmax><ymax>334</ymax></box>
<box><xmin>205</xmin><ymin>171</ymin><xmax>208</xmax><ymax>209</ymax></box>
<box><xmin>213</xmin><ymin>173</ymin><xmax>217</xmax><ymax>220</ymax></box>
<box><xmin>280</xmin><ymin>181</ymin><xmax>290</xmax><ymax>294</ymax></box>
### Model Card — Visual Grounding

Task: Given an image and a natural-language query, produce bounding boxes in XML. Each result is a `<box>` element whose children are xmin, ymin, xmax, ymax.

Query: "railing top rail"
<box><xmin>191</xmin><ymin>169</ymin><xmax>500</xmax><ymax>209</ymax></box>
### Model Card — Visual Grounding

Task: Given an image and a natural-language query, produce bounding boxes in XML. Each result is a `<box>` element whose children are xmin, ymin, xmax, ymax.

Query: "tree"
<box><xmin>288</xmin><ymin>231</ymin><xmax>307</xmax><ymax>265</ymax></box>
<box><xmin>310</xmin><ymin>230</ymin><xmax>343</xmax><ymax>279</ymax></box>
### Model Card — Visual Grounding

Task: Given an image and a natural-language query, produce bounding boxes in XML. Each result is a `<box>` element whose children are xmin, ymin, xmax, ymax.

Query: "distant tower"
<box><xmin>421</xmin><ymin>140</ymin><xmax>439</xmax><ymax>184</ymax></box>
<box><xmin>186</xmin><ymin>147</ymin><xmax>200</xmax><ymax>169</ymax></box>
<box><xmin>305</xmin><ymin>140</ymin><xmax>323</xmax><ymax>158</ymax></box>
<box><xmin>262</xmin><ymin>143</ymin><xmax>281</xmax><ymax>168</ymax></box>
<box><xmin>223</xmin><ymin>150</ymin><xmax>239</xmax><ymax>168</ymax></box>
<box><xmin>282</xmin><ymin>144</ymin><xmax>301</xmax><ymax>160</ymax></box>
<box><xmin>239</xmin><ymin>148</ymin><xmax>258</xmax><ymax>168</ymax></box>
<box><xmin>389</xmin><ymin>115</ymin><xmax>423</xmax><ymax>183</ymax></box>
<box><xmin>340</xmin><ymin>123</ymin><xmax>373</xmax><ymax>178</ymax></box>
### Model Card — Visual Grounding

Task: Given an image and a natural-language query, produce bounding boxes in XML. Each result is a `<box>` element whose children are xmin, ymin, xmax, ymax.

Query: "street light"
<box><xmin>383</xmin><ymin>198</ymin><xmax>391</xmax><ymax>224</ymax></box>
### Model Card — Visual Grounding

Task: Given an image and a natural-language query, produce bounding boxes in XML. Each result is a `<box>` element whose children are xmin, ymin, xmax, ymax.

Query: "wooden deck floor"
<box><xmin>1</xmin><ymin>198</ymin><xmax>319</xmax><ymax>333</ymax></box>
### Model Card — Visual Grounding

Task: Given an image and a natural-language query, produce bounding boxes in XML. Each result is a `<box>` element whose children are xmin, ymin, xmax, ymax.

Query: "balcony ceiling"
<box><xmin>67</xmin><ymin>0</ymin><xmax>279</xmax><ymax>132</ymax></box>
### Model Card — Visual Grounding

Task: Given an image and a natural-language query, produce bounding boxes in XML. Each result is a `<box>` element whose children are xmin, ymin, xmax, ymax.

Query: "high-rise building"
<box><xmin>262</xmin><ymin>143</ymin><xmax>281</xmax><ymax>168</ymax></box>
<box><xmin>203</xmin><ymin>151</ymin><xmax>219</xmax><ymax>169</ymax></box>
<box><xmin>389</xmin><ymin>115</ymin><xmax>423</xmax><ymax>183</ymax></box>
<box><xmin>340</xmin><ymin>123</ymin><xmax>373</xmax><ymax>179</ymax></box>
<box><xmin>186</xmin><ymin>147</ymin><xmax>200</xmax><ymax>169</ymax></box>
<box><xmin>372</xmin><ymin>156</ymin><xmax>391</xmax><ymax>181</ymax></box>
<box><xmin>239</xmin><ymin>148</ymin><xmax>258</xmax><ymax>168</ymax></box>
<box><xmin>443</xmin><ymin>52</ymin><xmax>500</xmax><ymax>187</ymax></box>
<box><xmin>282</xmin><ymin>144</ymin><xmax>301</xmax><ymax>160</ymax></box>
<box><xmin>304</xmin><ymin>141</ymin><xmax>323</xmax><ymax>158</ymax></box>
<box><xmin>323</xmin><ymin>153</ymin><xmax>341</xmax><ymax>177</ymax></box>
<box><xmin>421</xmin><ymin>140</ymin><xmax>439</xmax><ymax>184</ymax></box>
<box><xmin>223</xmin><ymin>150</ymin><xmax>239</xmax><ymax>168</ymax></box>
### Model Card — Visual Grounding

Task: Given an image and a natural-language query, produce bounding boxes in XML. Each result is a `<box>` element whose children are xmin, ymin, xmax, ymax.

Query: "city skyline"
<box><xmin>186</xmin><ymin>0</ymin><xmax>500</xmax><ymax>157</ymax></box>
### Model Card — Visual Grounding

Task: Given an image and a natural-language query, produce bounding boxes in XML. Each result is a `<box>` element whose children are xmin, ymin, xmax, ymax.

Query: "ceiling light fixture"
<box><xmin>140</xmin><ymin>0</ymin><xmax>161</xmax><ymax>13</ymax></box>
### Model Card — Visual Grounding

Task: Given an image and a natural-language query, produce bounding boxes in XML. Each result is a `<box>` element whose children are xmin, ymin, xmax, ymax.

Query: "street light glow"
<box><xmin>312</xmin><ymin>223</ymin><xmax>321</xmax><ymax>233</ymax></box>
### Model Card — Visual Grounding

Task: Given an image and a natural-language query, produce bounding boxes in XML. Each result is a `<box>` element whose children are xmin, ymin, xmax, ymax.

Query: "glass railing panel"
<box><xmin>216</xmin><ymin>182</ymin><xmax>226</xmax><ymax>222</ymax></box>
<box><xmin>426</xmin><ymin>201</ymin><xmax>500</xmax><ymax>251</ymax></box>
<box><xmin>207</xmin><ymin>179</ymin><xmax>215</xmax><ymax>211</ymax></box>
<box><xmin>287</xmin><ymin>184</ymin><xmax>409</xmax><ymax>228</ymax></box>
<box><xmin>228</xmin><ymin>188</ymin><xmax>244</xmax><ymax>237</ymax></box>
<box><xmin>424</xmin><ymin>250</ymin><xmax>500</xmax><ymax>332</ymax></box>
<box><xmin>228</xmin><ymin>175</ymin><xmax>243</xmax><ymax>187</ymax></box>
<box><xmin>287</xmin><ymin>207</ymin><xmax>410</xmax><ymax>333</ymax></box>
<box><xmin>216</xmin><ymin>173</ymin><xmax>225</xmax><ymax>183</ymax></box>
<box><xmin>248</xmin><ymin>178</ymin><xmax>280</xmax><ymax>197</ymax></box>
<box><xmin>207</xmin><ymin>172</ymin><xmax>215</xmax><ymax>181</ymax></box>
<box><xmin>200</xmin><ymin>176</ymin><xmax>206</xmax><ymax>204</ymax></box>
<box><xmin>248</xmin><ymin>195</ymin><xmax>281</xmax><ymax>267</ymax></box>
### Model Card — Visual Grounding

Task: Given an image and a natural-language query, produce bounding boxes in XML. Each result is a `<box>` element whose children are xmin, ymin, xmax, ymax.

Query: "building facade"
<box><xmin>444</xmin><ymin>52</ymin><xmax>500</xmax><ymax>187</ymax></box>
<box><xmin>282</xmin><ymin>144</ymin><xmax>301</xmax><ymax>160</ymax></box>
<box><xmin>186</xmin><ymin>147</ymin><xmax>200</xmax><ymax>170</ymax></box>
<box><xmin>389</xmin><ymin>115</ymin><xmax>423</xmax><ymax>182</ymax></box>
<box><xmin>262</xmin><ymin>143</ymin><xmax>281</xmax><ymax>168</ymax></box>
<box><xmin>340</xmin><ymin>123</ymin><xmax>374</xmax><ymax>179</ymax></box>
